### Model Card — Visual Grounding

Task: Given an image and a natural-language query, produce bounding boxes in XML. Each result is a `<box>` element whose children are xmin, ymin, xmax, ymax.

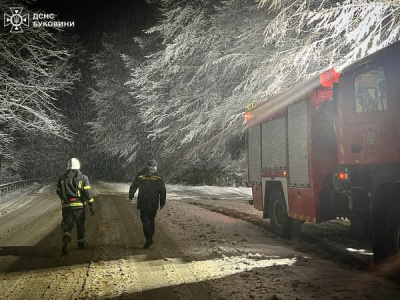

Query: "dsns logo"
<box><xmin>4</xmin><ymin>7</ymin><xmax>29</xmax><ymax>33</ymax></box>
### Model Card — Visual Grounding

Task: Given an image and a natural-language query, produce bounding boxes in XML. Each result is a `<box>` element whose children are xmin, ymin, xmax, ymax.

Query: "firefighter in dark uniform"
<box><xmin>56</xmin><ymin>158</ymin><xmax>95</xmax><ymax>255</ymax></box>
<box><xmin>129</xmin><ymin>160</ymin><xmax>166</xmax><ymax>249</ymax></box>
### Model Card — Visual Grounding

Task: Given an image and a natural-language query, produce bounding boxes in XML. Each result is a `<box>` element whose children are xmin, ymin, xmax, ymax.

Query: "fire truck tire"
<box><xmin>384</xmin><ymin>204</ymin><xmax>400</xmax><ymax>259</ymax></box>
<box><xmin>371</xmin><ymin>188</ymin><xmax>388</xmax><ymax>262</ymax></box>
<box><xmin>263</xmin><ymin>207</ymin><xmax>268</xmax><ymax>219</ymax></box>
<box><xmin>268</xmin><ymin>188</ymin><xmax>290</xmax><ymax>238</ymax></box>
<box><xmin>371</xmin><ymin>182</ymin><xmax>400</xmax><ymax>263</ymax></box>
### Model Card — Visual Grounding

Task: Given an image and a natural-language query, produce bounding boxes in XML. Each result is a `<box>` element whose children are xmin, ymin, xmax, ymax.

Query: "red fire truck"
<box><xmin>245</xmin><ymin>40</ymin><xmax>400</xmax><ymax>261</ymax></box>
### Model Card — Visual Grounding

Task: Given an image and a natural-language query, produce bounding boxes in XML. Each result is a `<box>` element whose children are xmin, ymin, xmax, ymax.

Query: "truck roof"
<box><xmin>245</xmin><ymin>69</ymin><xmax>339</xmax><ymax>128</ymax></box>
<box><xmin>342</xmin><ymin>40</ymin><xmax>400</xmax><ymax>73</ymax></box>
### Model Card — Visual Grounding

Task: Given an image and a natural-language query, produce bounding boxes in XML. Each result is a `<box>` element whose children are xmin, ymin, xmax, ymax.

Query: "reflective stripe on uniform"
<box><xmin>61</xmin><ymin>181</ymin><xmax>67</xmax><ymax>199</ymax></box>
<box><xmin>84</xmin><ymin>185</ymin><xmax>91</xmax><ymax>190</ymax></box>
<box><xmin>78</xmin><ymin>180</ymin><xmax>82</xmax><ymax>197</ymax></box>
<box><xmin>62</xmin><ymin>202</ymin><xmax>84</xmax><ymax>208</ymax></box>
<box><xmin>138</xmin><ymin>175</ymin><xmax>161</xmax><ymax>180</ymax></box>
<box><xmin>88</xmin><ymin>198</ymin><xmax>94</xmax><ymax>203</ymax></box>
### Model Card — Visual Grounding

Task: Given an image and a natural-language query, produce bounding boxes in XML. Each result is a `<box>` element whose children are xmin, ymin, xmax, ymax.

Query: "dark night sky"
<box><xmin>25</xmin><ymin>0</ymin><xmax>159</xmax><ymax>179</ymax></box>
<box><xmin>32</xmin><ymin>0</ymin><xmax>157</xmax><ymax>51</ymax></box>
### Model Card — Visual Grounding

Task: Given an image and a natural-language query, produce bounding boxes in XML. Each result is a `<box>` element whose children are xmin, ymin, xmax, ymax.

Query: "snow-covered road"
<box><xmin>0</xmin><ymin>182</ymin><xmax>399</xmax><ymax>299</ymax></box>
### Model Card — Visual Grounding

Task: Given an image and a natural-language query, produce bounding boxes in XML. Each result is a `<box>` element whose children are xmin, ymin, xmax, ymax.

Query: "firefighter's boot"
<box><xmin>143</xmin><ymin>239</ymin><xmax>151</xmax><ymax>249</ymax></box>
<box><xmin>61</xmin><ymin>232</ymin><xmax>72</xmax><ymax>255</ymax></box>
<box><xmin>62</xmin><ymin>236</ymin><xmax>69</xmax><ymax>255</ymax></box>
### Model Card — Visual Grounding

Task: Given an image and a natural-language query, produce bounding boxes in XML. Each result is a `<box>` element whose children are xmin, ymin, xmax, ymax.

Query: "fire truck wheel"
<box><xmin>384</xmin><ymin>204</ymin><xmax>400</xmax><ymax>259</ymax></box>
<box><xmin>372</xmin><ymin>183</ymin><xmax>400</xmax><ymax>262</ymax></box>
<box><xmin>268</xmin><ymin>188</ymin><xmax>290</xmax><ymax>238</ymax></box>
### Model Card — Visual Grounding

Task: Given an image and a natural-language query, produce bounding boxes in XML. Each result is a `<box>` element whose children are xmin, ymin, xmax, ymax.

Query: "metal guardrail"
<box><xmin>0</xmin><ymin>179</ymin><xmax>36</xmax><ymax>196</ymax></box>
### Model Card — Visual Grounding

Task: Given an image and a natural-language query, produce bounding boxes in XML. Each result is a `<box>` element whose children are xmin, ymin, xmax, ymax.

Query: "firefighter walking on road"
<box><xmin>56</xmin><ymin>158</ymin><xmax>95</xmax><ymax>255</ymax></box>
<box><xmin>129</xmin><ymin>159</ymin><xmax>166</xmax><ymax>249</ymax></box>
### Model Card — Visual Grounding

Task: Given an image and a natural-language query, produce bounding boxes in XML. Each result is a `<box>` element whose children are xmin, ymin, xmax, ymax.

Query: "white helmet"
<box><xmin>67</xmin><ymin>158</ymin><xmax>80</xmax><ymax>170</ymax></box>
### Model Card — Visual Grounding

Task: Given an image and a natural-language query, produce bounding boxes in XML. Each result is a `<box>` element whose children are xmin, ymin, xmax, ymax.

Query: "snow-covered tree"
<box><xmin>90</xmin><ymin>36</ymin><xmax>140</xmax><ymax>164</ymax></box>
<box><xmin>89</xmin><ymin>32</ymin><xmax>162</xmax><ymax>178</ymax></box>
<box><xmin>253</xmin><ymin>0</ymin><xmax>400</xmax><ymax>96</ymax></box>
<box><xmin>0</xmin><ymin>1</ymin><xmax>79</xmax><ymax>181</ymax></box>
<box><xmin>129</xmin><ymin>0</ymin><xmax>399</xmax><ymax>159</ymax></box>
<box><xmin>125</xmin><ymin>0</ymin><xmax>269</xmax><ymax>178</ymax></box>
<box><xmin>89</xmin><ymin>0</ymin><xmax>398</xmax><ymax>182</ymax></box>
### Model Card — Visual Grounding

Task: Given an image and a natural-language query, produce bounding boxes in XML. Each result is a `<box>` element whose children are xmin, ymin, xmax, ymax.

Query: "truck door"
<box><xmin>337</xmin><ymin>54</ymin><xmax>400</xmax><ymax>166</ymax></box>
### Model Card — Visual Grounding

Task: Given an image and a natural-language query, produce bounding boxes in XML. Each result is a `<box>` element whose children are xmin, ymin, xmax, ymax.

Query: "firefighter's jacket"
<box><xmin>129</xmin><ymin>167</ymin><xmax>166</xmax><ymax>211</ymax></box>
<box><xmin>56</xmin><ymin>169</ymin><xmax>94</xmax><ymax>209</ymax></box>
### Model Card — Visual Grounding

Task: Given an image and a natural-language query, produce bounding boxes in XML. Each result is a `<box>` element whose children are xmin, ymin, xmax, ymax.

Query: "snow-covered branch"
<box><xmin>0</xmin><ymin>0</ymin><xmax>79</xmax><ymax>180</ymax></box>
<box><xmin>257</xmin><ymin>0</ymin><xmax>400</xmax><ymax>93</ymax></box>
<box><xmin>100</xmin><ymin>0</ymin><xmax>400</xmax><ymax>179</ymax></box>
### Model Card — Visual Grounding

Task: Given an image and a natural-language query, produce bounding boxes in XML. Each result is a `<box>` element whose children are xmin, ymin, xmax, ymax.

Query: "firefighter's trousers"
<box><xmin>62</xmin><ymin>207</ymin><xmax>86</xmax><ymax>243</ymax></box>
<box><xmin>140</xmin><ymin>210</ymin><xmax>157</xmax><ymax>241</ymax></box>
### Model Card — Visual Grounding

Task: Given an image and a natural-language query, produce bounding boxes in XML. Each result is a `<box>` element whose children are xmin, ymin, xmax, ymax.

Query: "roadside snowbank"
<box><xmin>0</xmin><ymin>183</ymin><xmax>52</xmax><ymax>216</ymax></box>
<box><xmin>99</xmin><ymin>181</ymin><xmax>252</xmax><ymax>200</ymax></box>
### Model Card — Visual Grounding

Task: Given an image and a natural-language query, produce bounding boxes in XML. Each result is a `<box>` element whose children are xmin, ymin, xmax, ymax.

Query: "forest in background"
<box><xmin>1</xmin><ymin>0</ymin><xmax>399</xmax><ymax>185</ymax></box>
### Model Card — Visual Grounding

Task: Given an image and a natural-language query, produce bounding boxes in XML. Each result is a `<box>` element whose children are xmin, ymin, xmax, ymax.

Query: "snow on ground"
<box><xmin>166</xmin><ymin>184</ymin><xmax>252</xmax><ymax>197</ymax></box>
<box><xmin>0</xmin><ymin>183</ymin><xmax>53</xmax><ymax>216</ymax></box>
<box><xmin>100</xmin><ymin>181</ymin><xmax>252</xmax><ymax>195</ymax></box>
<box><xmin>100</xmin><ymin>181</ymin><xmax>252</xmax><ymax>202</ymax></box>
<box><xmin>153</xmin><ymin>185</ymin><xmax>400</xmax><ymax>300</ymax></box>
<box><xmin>1</xmin><ymin>182</ymin><xmax>400</xmax><ymax>299</ymax></box>
<box><xmin>99</xmin><ymin>182</ymin><xmax>261</xmax><ymax>227</ymax></box>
